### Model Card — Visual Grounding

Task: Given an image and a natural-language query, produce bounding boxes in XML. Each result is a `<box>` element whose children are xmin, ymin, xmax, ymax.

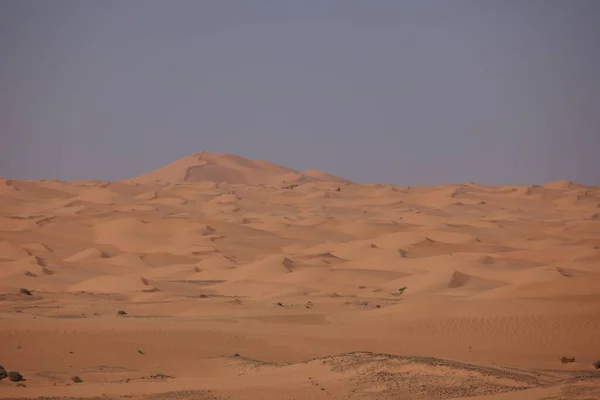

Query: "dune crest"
<box><xmin>125</xmin><ymin>151</ymin><xmax>351</xmax><ymax>185</ymax></box>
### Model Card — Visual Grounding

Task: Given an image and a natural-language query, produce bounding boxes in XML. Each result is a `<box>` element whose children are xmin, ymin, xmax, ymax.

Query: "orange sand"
<box><xmin>0</xmin><ymin>153</ymin><xmax>599</xmax><ymax>399</ymax></box>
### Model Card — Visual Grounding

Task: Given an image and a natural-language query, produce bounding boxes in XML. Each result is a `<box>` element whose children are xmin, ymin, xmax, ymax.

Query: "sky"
<box><xmin>1</xmin><ymin>0</ymin><xmax>599</xmax><ymax>185</ymax></box>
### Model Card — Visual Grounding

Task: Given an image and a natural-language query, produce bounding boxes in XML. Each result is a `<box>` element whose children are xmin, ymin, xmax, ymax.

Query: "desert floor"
<box><xmin>1</xmin><ymin>176</ymin><xmax>599</xmax><ymax>399</ymax></box>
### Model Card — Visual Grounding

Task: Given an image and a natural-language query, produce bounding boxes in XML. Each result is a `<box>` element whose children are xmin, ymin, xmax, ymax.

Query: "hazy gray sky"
<box><xmin>1</xmin><ymin>0</ymin><xmax>599</xmax><ymax>185</ymax></box>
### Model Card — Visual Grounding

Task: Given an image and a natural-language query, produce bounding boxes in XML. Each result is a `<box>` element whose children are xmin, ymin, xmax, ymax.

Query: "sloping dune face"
<box><xmin>125</xmin><ymin>151</ymin><xmax>350</xmax><ymax>185</ymax></box>
<box><xmin>1</xmin><ymin>161</ymin><xmax>599</xmax><ymax>400</ymax></box>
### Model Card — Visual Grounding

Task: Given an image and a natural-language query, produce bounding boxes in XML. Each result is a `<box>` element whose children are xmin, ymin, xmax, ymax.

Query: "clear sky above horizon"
<box><xmin>1</xmin><ymin>0</ymin><xmax>599</xmax><ymax>185</ymax></box>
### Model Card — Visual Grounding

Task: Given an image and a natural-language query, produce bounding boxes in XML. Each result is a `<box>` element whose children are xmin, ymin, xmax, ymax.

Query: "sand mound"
<box><xmin>559</xmin><ymin>220</ymin><xmax>600</xmax><ymax>235</ymax></box>
<box><xmin>168</xmin><ymin>181</ymin><xmax>220</xmax><ymax>190</ymax></box>
<box><xmin>374</xmin><ymin>230</ymin><xmax>478</xmax><ymax>249</ymax></box>
<box><xmin>327</xmin><ymin>220</ymin><xmax>407</xmax><ymax>238</ymax></box>
<box><xmin>124</xmin><ymin>152</ymin><xmax>351</xmax><ymax>185</ymax></box>
<box><xmin>326</xmin><ymin>268</ymin><xmax>408</xmax><ymax>287</ymax></box>
<box><xmin>384</xmin><ymin>268</ymin><xmax>507</xmax><ymax>296</ymax></box>
<box><xmin>68</xmin><ymin>274</ymin><xmax>154</xmax><ymax>293</ymax></box>
<box><xmin>266</xmin><ymin>265</ymin><xmax>332</xmax><ymax>284</ymax></box>
<box><xmin>93</xmin><ymin>217</ymin><xmax>162</xmax><ymax>250</ymax></box>
<box><xmin>552</xmin><ymin>192</ymin><xmax>599</xmax><ymax>209</ymax></box>
<box><xmin>230</xmin><ymin>255</ymin><xmax>296</xmax><ymax>281</ymax></box>
<box><xmin>310</xmin><ymin>240</ymin><xmax>382</xmax><ymax>260</ymax></box>
<box><xmin>202</xmin><ymin>193</ymin><xmax>240</xmax><ymax>214</ymax></box>
<box><xmin>72</xmin><ymin>187</ymin><xmax>119</xmax><ymax>204</ymax></box>
<box><xmin>139</xmin><ymin>252</ymin><xmax>199</xmax><ymax>267</ymax></box>
<box><xmin>507</xmin><ymin>185</ymin><xmax>542</xmax><ymax>197</ymax></box>
<box><xmin>477</xmin><ymin>276</ymin><xmax>600</xmax><ymax>299</ymax></box>
<box><xmin>147</xmin><ymin>196</ymin><xmax>187</xmax><ymax>206</ymax></box>
<box><xmin>106</xmin><ymin>253</ymin><xmax>150</xmax><ymax>268</ymax></box>
<box><xmin>542</xmin><ymin>180</ymin><xmax>582</xmax><ymax>190</ymax></box>
<box><xmin>445</xmin><ymin>271</ymin><xmax>507</xmax><ymax>293</ymax></box>
<box><xmin>94</xmin><ymin>216</ymin><xmax>148</xmax><ymax>237</ymax></box>
<box><xmin>0</xmin><ymin>266</ymin><xmax>62</xmax><ymax>292</ymax></box>
<box><xmin>140</xmin><ymin>264</ymin><xmax>195</xmax><ymax>279</ymax></box>
<box><xmin>304</xmin><ymin>190</ymin><xmax>336</xmax><ymax>199</ymax></box>
<box><xmin>196</xmin><ymin>224</ymin><xmax>217</xmax><ymax>235</ymax></box>
<box><xmin>301</xmin><ymin>169</ymin><xmax>351</xmax><ymax>183</ymax></box>
<box><xmin>293</xmin><ymin>251</ymin><xmax>345</xmax><ymax>266</ymax></box>
<box><xmin>186</xmin><ymin>254</ymin><xmax>237</xmax><ymax>280</ymax></box>
<box><xmin>0</xmin><ymin>179</ymin><xmax>20</xmax><ymax>193</ymax></box>
<box><xmin>64</xmin><ymin>248</ymin><xmax>109</xmax><ymax>262</ymax></box>
<box><xmin>278</xmin><ymin>171</ymin><xmax>315</xmax><ymax>185</ymax></box>
<box><xmin>446</xmin><ymin>270</ymin><xmax>500</xmax><ymax>289</ymax></box>
<box><xmin>211</xmin><ymin>279</ymin><xmax>308</xmax><ymax>298</ymax></box>
<box><xmin>59</xmin><ymin>214</ymin><xmax>189</xmax><ymax>251</ymax></box>
<box><xmin>115</xmin><ymin>204</ymin><xmax>156</xmax><ymax>212</ymax></box>
<box><xmin>297</xmin><ymin>352</ymin><xmax>550</xmax><ymax>399</ymax></box>
<box><xmin>210</xmin><ymin>193</ymin><xmax>240</xmax><ymax>203</ymax></box>
<box><xmin>134</xmin><ymin>190</ymin><xmax>159</xmax><ymax>200</ymax></box>
<box><xmin>331</xmin><ymin>248</ymin><xmax>411</xmax><ymax>271</ymax></box>
<box><xmin>195</xmin><ymin>254</ymin><xmax>237</xmax><ymax>269</ymax></box>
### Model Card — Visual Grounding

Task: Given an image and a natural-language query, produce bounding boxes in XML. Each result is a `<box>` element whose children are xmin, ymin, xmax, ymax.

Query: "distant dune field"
<box><xmin>1</xmin><ymin>153</ymin><xmax>599</xmax><ymax>399</ymax></box>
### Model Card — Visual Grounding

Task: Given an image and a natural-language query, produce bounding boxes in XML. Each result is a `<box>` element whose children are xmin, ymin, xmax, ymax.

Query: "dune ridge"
<box><xmin>124</xmin><ymin>152</ymin><xmax>350</xmax><ymax>185</ymax></box>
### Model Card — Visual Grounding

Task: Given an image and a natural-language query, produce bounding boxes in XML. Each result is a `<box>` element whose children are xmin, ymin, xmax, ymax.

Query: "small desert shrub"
<box><xmin>398</xmin><ymin>287</ymin><xmax>407</xmax><ymax>293</ymax></box>
<box><xmin>137</xmin><ymin>349</ymin><xmax>145</xmax><ymax>355</ymax></box>
<box><xmin>346</xmin><ymin>300</ymin><xmax>369</xmax><ymax>306</ymax></box>
<box><xmin>276</xmin><ymin>302</ymin><xmax>284</xmax><ymax>307</ymax></box>
<box><xmin>593</xmin><ymin>360</ymin><xmax>600</xmax><ymax>369</ymax></box>
<box><xmin>0</xmin><ymin>365</ymin><xmax>7</xmax><ymax>380</ymax></box>
<box><xmin>19</xmin><ymin>288</ymin><xmax>32</xmax><ymax>296</ymax></box>
<box><xmin>71</xmin><ymin>376</ymin><xmax>83</xmax><ymax>383</ymax></box>
<box><xmin>358</xmin><ymin>285</ymin><xmax>366</xmax><ymax>289</ymax></box>
<box><xmin>151</xmin><ymin>373</ymin><xmax>171</xmax><ymax>379</ymax></box>
<box><xmin>233</xmin><ymin>353</ymin><xmax>240</xmax><ymax>357</ymax></box>
<box><xmin>117</xmin><ymin>310</ymin><xmax>127</xmax><ymax>315</ymax></box>
<box><xmin>8</xmin><ymin>371</ymin><xmax>23</xmax><ymax>382</ymax></box>
<box><xmin>560</xmin><ymin>356</ymin><xmax>575</xmax><ymax>364</ymax></box>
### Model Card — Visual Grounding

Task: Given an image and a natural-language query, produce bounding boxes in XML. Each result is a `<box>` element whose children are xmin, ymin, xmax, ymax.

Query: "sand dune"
<box><xmin>1</xmin><ymin>153</ymin><xmax>599</xmax><ymax>399</ymax></box>
<box><xmin>64</xmin><ymin>248</ymin><xmax>109</xmax><ymax>262</ymax></box>
<box><xmin>125</xmin><ymin>152</ymin><xmax>350</xmax><ymax>185</ymax></box>
<box><xmin>106</xmin><ymin>253</ymin><xmax>151</xmax><ymax>269</ymax></box>
<box><xmin>68</xmin><ymin>274</ymin><xmax>155</xmax><ymax>294</ymax></box>
<box><xmin>229</xmin><ymin>254</ymin><xmax>297</xmax><ymax>281</ymax></box>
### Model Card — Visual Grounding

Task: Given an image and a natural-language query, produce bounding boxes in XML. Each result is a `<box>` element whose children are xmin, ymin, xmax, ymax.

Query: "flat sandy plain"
<box><xmin>1</xmin><ymin>153</ymin><xmax>599</xmax><ymax>399</ymax></box>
